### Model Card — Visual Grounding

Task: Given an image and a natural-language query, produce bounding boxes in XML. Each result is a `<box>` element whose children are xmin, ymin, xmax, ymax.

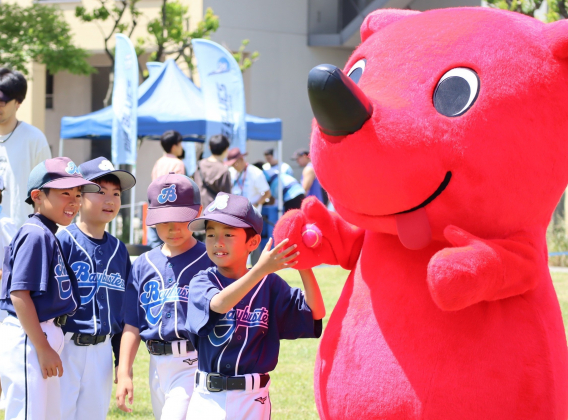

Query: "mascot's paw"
<box><xmin>274</xmin><ymin>197</ymin><xmax>335</xmax><ymax>269</ymax></box>
<box><xmin>427</xmin><ymin>226</ymin><xmax>503</xmax><ymax>311</ymax></box>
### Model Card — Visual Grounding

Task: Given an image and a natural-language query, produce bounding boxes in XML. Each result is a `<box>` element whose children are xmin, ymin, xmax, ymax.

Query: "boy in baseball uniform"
<box><xmin>57</xmin><ymin>157</ymin><xmax>135</xmax><ymax>420</ymax></box>
<box><xmin>185</xmin><ymin>192</ymin><xmax>326</xmax><ymax>420</ymax></box>
<box><xmin>0</xmin><ymin>157</ymin><xmax>100</xmax><ymax>420</ymax></box>
<box><xmin>116</xmin><ymin>173</ymin><xmax>212</xmax><ymax>419</ymax></box>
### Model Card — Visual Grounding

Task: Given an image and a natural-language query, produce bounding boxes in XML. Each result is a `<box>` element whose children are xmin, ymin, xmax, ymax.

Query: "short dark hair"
<box><xmin>160</xmin><ymin>130</ymin><xmax>183</xmax><ymax>153</ymax></box>
<box><xmin>252</xmin><ymin>161</ymin><xmax>264</xmax><ymax>171</ymax></box>
<box><xmin>264</xmin><ymin>148</ymin><xmax>274</xmax><ymax>156</ymax></box>
<box><xmin>0</xmin><ymin>68</ymin><xmax>27</xmax><ymax>103</ymax></box>
<box><xmin>93</xmin><ymin>174</ymin><xmax>122</xmax><ymax>191</ymax></box>
<box><xmin>209</xmin><ymin>135</ymin><xmax>230</xmax><ymax>156</ymax></box>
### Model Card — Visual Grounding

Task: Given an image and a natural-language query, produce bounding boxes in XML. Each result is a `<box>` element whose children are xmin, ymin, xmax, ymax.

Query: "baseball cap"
<box><xmin>25</xmin><ymin>157</ymin><xmax>101</xmax><ymax>205</ymax></box>
<box><xmin>146</xmin><ymin>172</ymin><xmax>201</xmax><ymax>226</ymax></box>
<box><xmin>225</xmin><ymin>147</ymin><xmax>247</xmax><ymax>166</ymax></box>
<box><xmin>189</xmin><ymin>192</ymin><xmax>263</xmax><ymax>235</ymax></box>
<box><xmin>0</xmin><ymin>90</ymin><xmax>13</xmax><ymax>103</ymax></box>
<box><xmin>79</xmin><ymin>157</ymin><xmax>136</xmax><ymax>192</ymax></box>
<box><xmin>291</xmin><ymin>148</ymin><xmax>309</xmax><ymax>160</ymax></box>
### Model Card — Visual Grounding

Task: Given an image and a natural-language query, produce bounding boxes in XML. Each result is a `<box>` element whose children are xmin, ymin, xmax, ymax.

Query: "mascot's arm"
<box><xmin>427</xmin><ymin>225</ymin><xmax>542</xmax><ymax>311</ymax></box>
<box><xmin>273</xmin><ymin>197</ymin><xmax>365</xmax><ymax>270</ymax></box>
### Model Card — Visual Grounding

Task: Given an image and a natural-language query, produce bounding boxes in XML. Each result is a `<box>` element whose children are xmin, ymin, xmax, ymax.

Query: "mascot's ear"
<box><xmin>361</xmin><ymin>9</ymin><xmax>421</xmax><ymax>42</ymax></box>
<box><xmin>544</xmin><ymin>19</ymin><xmax>568</xmax><ymax>59</ymax></box>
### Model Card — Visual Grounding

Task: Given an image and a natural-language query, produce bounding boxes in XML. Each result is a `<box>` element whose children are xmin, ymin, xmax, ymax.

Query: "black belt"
<box><xmin>146</xmin><ymin>340</ymin><xmax>195</xmax><ymax>356</ymax></box>
<box><xmin>196</xmin><ymin>371</ymin><xmax>270</xmax><ymax>392</ymax></box>
<box><xmin>54</xmin><ymin>315</ymin><xmax>67</xmax><ymax>328</ymax></box>
<box><xmin>70</xmin><ymin>333</ymin><xmax>107</xmax><ymax>346</ymax></box>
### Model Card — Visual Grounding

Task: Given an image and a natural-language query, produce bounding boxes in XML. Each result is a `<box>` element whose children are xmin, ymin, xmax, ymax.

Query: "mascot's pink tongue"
<box><xmin>395</xmin><ymin>207</ymin><xmax>432</xmax><ymax>250</ymax></box>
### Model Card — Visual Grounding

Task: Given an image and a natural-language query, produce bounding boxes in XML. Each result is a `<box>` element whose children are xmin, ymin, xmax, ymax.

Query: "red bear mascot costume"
<box><xmin>274</xmin><ymin>7</ymin><xmax>568</xmax><ymax>420</ymax></box>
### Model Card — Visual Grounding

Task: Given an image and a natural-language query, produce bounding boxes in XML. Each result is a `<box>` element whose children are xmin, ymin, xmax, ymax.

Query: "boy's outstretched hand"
<box><xmin>256</xmin><ymin>238</ymin><xmax>299</xmax><ymax>276</ymax></box>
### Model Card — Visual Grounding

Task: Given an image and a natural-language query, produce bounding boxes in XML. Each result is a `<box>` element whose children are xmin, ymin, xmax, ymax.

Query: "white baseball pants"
<box><xmin>149</xmin><ymin>342</ymin><xmax>198</xmax><ymax>420</ymax></box>
<box><xmin>59</xmin><ymin>334</ymin><xmax>113</xmax><ymax>420</ymax></box>
<box><xmin>186</xmin><ymin>371</ymin><xmax>272</xmax><ymax>420</ymax></box>
<box><xmin>0</xmin><ymin>316</ymin><xmax>65</xmax><ymax>420</ymax></box>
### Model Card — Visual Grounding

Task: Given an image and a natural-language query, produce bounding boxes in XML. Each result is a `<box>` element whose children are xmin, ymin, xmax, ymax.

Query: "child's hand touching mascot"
<box><xmin>274</xmin><ymin>7</ymin><xmax>568</xmax><ymax>419</ymax></box>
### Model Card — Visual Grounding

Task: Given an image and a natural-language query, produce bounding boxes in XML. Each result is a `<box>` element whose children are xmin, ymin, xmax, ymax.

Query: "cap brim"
<box><xmin>89</xmin><ymin>170</ymin><xmax>136</xmax><ymax>192</ymax></box>
<box><xmin>43</xmin><ymin>178</ymin><xmax>101</xmax><ymax>193</ymax></box>
<box><xmin>189</xmin><ymin>213</ymin><xmax>257</xmax><ymax>233</ymax></box>
<box><xmin>146</xmin><ymin>205</ymin><xmax>201</xmax><ymax>226</ymax></box>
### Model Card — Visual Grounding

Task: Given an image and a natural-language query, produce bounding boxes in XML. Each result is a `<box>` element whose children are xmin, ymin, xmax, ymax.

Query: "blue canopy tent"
<box><xmin>59</xmin><ymin>59</ymin><xmax>285</xmax><ymax>243</ymax></box>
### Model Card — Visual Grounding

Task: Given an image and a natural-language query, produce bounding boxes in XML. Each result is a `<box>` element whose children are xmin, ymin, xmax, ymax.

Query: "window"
<box><xmin>46</xmin><ymin>71</ymin><xmax>53</xmax><ymax>109</ymax></box>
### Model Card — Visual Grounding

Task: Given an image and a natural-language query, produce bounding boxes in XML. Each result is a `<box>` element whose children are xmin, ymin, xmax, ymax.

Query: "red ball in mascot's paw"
<box><xmin>274</xmin><ymin>7</ymin><xmax>568</xmax><ymax>420</ymax></box>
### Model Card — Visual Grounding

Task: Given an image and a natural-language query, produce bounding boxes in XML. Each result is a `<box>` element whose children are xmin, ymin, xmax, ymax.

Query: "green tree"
<box><xmin>485</xmin><ymin>0</ymin><xmax>568</xmax><ymax>21</ymax></box>
<box><xmin>145</xmin><ymin>5</ymin><xmax>259</xmax><ymax>79</ymax></box>
<box><xmin>75</xmin><ymin>0</ymin><xmax>143</xmax><ymax>105</ymax></box>
<box><xmin>0</xmin><ymin>3</ymin><xmax>93</xmax><ymax>76</ymax></box>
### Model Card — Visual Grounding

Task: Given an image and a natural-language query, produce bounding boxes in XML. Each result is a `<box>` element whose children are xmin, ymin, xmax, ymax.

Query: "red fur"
<box><xmin>274</xmin><ymin>7</ymin><xmax>568</xmax><ymax>419</ymax></box>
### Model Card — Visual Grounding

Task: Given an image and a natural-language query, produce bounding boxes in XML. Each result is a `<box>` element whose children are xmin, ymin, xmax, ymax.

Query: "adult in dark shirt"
<box><xmin>193</xmin><ymin>134</ymin><xmax>232</xmax><ymax>209</ymax></box>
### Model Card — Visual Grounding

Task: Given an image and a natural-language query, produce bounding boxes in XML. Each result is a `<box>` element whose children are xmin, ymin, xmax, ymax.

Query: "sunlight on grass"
<box><xmin>2</xmin><ymin>267</ymin><xmax>568</xmax><ymax>420</ymax></box>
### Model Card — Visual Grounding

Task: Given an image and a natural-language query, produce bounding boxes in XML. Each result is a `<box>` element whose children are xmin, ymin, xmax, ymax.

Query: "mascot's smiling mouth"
<box><xmin>395</xmin><ymin>171</ymin><xmax>452</xmax><ymax>215</ymax></box>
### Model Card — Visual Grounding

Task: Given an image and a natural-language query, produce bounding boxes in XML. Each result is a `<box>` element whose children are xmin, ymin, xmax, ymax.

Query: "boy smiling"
<box><xmin>0</xmin><ymin>157</ymin><xmax>99</xmax><ymax>420</ymax></box>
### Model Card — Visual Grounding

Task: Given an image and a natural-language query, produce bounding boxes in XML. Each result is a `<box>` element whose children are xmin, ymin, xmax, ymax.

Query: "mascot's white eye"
<box><xmin>433</xmin><ymin>68</ymin><xmax>479</xmax><ymax>117</ymax></box>
<box><xmin>347</xmin><ymin>59</ymin><xmax>366</xmax><ymax>84</ymax></box>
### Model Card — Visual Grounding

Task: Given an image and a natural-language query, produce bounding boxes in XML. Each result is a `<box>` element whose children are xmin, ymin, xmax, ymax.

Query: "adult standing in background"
<box><xmin>227</xmin><ymin>148</ymin><xmax>271</xmax><ymax>209</ymax></box>
<box><xmin>292</xmin><ymin>148</ymin><xmax>325</xmax><ymax>204</ymax></box>
<box><xmin>0</xmin><ymin>68</ymin><xmax>51</xmax><ymax>228</ymax></box>
<box><xmin>263</xmin><ymin>147</ymin><xmax>294</xmax><ymax>176</ymax></box>
<box><xmin>151</xmin><ymin>130</ymin><xmax>186</xmax><ymax>180</ymax></box>
<box><xmin>193</xmin><ymin>134</ymin><xmax>232</xmax><ymax>209</ymax></box>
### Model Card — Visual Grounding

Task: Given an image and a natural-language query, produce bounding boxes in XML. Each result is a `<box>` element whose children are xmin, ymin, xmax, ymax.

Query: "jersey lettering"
<box><xmin>65</xmin><ymin>161</ymin><xmax>81</xmax><ymax>175</ymax></box>
<box><xmin>71</xmin><ymin>261</ymin><xmax>125</xmax><ymax>304</ymax></box>
<box><xmin>54</xmin><ymin>253</ymin><xmax>73</xmax><ymax>300</ymax></box>
<box><xmin>208</xmin><ymin>306</ymin><xmax>269</xmax><ymax>347</ymax></box>
<box><xmin>139</xmin><ymin>279</ymin><xmax>188</xmax><ymax>325</ymax></box>
<box><xmin>157</xmin><ymin>184</ymin><xmax>177</xmax><ymax>204</ymax></box>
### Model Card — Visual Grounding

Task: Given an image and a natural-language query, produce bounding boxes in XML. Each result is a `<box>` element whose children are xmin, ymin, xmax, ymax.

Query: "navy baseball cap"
<box><xmin>189</xmin><ymin>192</ymin><xmax>263</xmax><ymax>235</ymax></box>
<box><xmin>25</xmin><ymin>157</ymin><xmax>100</xmax><ymax>205</ymax></box>
<box><xmin>79</xmin><ymin>157</ymin><xmax>136</xmax><ymax>192</ymax></box>
<box><xmin>146</xmin><ymin>172</ymin><xmax>201</xmax><ymax>226</ymax></box>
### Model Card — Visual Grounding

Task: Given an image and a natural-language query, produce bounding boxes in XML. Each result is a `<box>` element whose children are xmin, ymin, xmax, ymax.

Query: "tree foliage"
<box><xmin>485</xmin><ymin>0</ymin><xmax>568</xmax><ymax>21</ymax></box>
<box><xmin>144</xmin><ymin>5</ymin><xmax>259</xmax><ymax>79</ymax></box>
<box><xmin>0</xmin><ymin>3</ymin><xmax>93</xmax><ymax>76</ymax></box>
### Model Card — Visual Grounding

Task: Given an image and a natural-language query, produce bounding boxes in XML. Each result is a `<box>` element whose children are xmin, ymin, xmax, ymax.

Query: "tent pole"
<box><xmin>59</xmin><ymin>138</ymin><xmax>64</xmax><ymax>157</ymax></box>
<box><xmin>129</xmin><ymin>166</ymin><xmax>136</xmax><ymax>244</ymax></box>
<box><xmin>277</xmin><ymin>140</ymin><xmax>283</xmax><ymax>219</ymax></box>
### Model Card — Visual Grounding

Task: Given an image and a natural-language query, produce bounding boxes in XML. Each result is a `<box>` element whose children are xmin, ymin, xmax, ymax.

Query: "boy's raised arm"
<box><xmin>210</xmin><ymin>239</ymin><xmax>299</xmax><ymax>314</ymax></box>
<box><xmin>116</xmin><ymin>324</ymin><xmax>141</xmax><ymax>413</ymax></box>
<box><xmin>298</xmin><ymin>269</ymin><xmax>326</xmax><ymax>320</ymax></box>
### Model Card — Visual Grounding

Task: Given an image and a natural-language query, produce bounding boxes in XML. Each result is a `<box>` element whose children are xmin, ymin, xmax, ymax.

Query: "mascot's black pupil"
<box><xmin>349</xmin><ymin>67</ymin><xmax>363</xmax><ymax>84</ymax></box>
<box><xmin>434</xmin><ymin>76</ymin><xmax>471</xmax><ymax>117</ymax></box>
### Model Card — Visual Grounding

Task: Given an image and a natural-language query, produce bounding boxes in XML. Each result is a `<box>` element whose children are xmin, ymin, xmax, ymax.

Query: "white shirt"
<box><xmin>0</xmin><ymin>122</ymin><xmax>52</xmax><ymax>228</ymax></box>
<box><xmin>262</xmin><ymin>161</ymin><xmax>294</xmax><ymax>177</ymax></box>
<box><xmin>229</xmin><ymin>164</ymin><xmax>270</xmax><ymax>208</ymax></box>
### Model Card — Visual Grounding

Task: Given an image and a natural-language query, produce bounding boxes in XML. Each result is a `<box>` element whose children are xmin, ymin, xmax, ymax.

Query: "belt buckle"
<box><xmin>206</xmin><ymin>373</ymin><xmax>225</xmax><ymax>392</ymax></box>
<box><xmin>54</xmin><ymin>315</ymin><xmax>67</xmax><ymax>328</ymax></box>
<box><xmin>73</xmin><ymin>334</ymin><xmax>91</xmax><ymax>347</ymax></box>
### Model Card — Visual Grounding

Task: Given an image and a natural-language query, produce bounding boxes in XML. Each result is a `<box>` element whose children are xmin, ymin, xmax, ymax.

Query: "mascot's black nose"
<box><xmin>308</xmin><ymin>64</ymin><xmax>373</xmax><ymax>136</ymax></box>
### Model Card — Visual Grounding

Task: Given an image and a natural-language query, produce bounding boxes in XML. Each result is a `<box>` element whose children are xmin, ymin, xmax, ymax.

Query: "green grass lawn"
<box><xmin>3</xmin><ymin>267</ymin><xmax>568</xmax><ymax>420</ymax></box>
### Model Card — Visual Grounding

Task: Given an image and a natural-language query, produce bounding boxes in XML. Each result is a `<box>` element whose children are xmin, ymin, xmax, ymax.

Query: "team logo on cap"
<box><xmin>65</xmin><ymin>161</ymin><xmax>81</xmax><ymax>175</ymax></box>
<box><xmin>208</xmin><ymin>194</ymin><xmax>229</xmax><ymax>212</ymax></box>
<box><xmin>98</xmin><ymin>160</ymin><xmax>114</xmax><ymax>171</ymax></box>
<box><xmin>157</xmin><ymin>184</ymin><xmax>178</xmax><ymax>204</ymax></box>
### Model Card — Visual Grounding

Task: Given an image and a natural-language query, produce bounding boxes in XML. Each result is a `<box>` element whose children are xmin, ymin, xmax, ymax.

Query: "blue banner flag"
<box><xmin>192</xmin><ymin>39</ymin><xmax>247</xmax><ymax>155</ymax></box>
<box><xmin>112</xmin><ymin>34</ymin><xmax>139</xmax><ymax>165</ymax></box>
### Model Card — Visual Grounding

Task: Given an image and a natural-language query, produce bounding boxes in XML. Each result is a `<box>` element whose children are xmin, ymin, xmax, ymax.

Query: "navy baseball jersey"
<box><xmin>123</xmin><ymin>242</ymin><xmax>212</xmax><ymax>342</ymax></box>
<box><xmin>186</xmin><ymin>267</ymin><xmax>323</xmax><ymax>376</ymax></box>
<box><xmin>57</xmin><ymin>224</ymin><xmax>131</xmax><ymax>336</ymax></box>
<box><xmin>0</xmin><ymin>214</ymin><xmax>80</xmax><ymax>322</ymax></box>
